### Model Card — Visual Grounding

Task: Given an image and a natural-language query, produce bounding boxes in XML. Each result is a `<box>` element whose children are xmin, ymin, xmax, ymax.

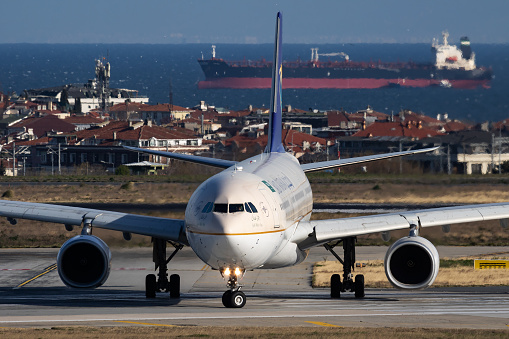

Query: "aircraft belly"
<box><xmin>187</xmin><ymin>231</ymin><xmax>282</xmax><ymax>270</ymax></box>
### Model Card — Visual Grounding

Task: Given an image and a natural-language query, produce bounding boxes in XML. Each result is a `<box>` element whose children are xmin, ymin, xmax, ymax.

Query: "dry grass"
<box><xmin>0</xmin><ymin>326</ymin><xmax>507</xmax><ymax>338</ymax></box>
<box><xmin>311</xmin><ymin>182</ymin><xmax>509</xmax><ymax>204</ymax></box>
<box><xmin>313</xmin><ymin>256</ymin><xmax>509</xmax><ymax>288</ymax></box>
<box><xmin>3</xmin><ymin>181</ymin><xmax>509</xmax><ymax>205</ymax></box>
<box><xmin>0</xmin><ymin>182</ymin><xmax>198</xmax><ymax>204</ymax></box>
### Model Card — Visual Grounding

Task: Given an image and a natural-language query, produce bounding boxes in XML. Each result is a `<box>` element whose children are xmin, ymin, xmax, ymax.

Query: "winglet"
<box><xmin>265</xmin><ymin>12</ymin><xmax>285</xmax><ymax>153</ymax></box>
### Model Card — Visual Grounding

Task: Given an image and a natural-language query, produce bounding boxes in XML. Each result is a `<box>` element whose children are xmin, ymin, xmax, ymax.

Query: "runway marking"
<box><xmin>114</xmin><ymin>321</ymin><xmax>176</xmax><ymax>327</ymax></box>
<box><xmin>15</xmin><ymin>264</ymin><xmax>57</xmax><ymax>289</ymax></box>
<box><xmin>201</xmin><ymin>265</ymin><xmax>209</xmax><ymax>271</ymax></box>
<box><xmin>305</xmin><ymin>321</ymin><xmax>342</xmax><ymax>328</ymax></box>
<box><xmin>4</xmin><ymin>309</ymin><xmax>509</xmax><ymax>324</ymax></box>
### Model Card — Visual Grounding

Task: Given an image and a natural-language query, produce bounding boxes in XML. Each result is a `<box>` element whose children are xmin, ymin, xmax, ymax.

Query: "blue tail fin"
<box><xmin>265</xmin><ymin>12</ymin><xmax>285</xmax><ymax>153</ymax></box>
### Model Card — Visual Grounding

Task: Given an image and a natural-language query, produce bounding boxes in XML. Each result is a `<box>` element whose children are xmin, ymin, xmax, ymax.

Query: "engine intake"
<box><xmin>57</xmin><ymin>235</ymin><xmax>111</xmax><ymax>288</ymax></box>
<box><xmin>384</xmin><ymin>236</ymin><xmax>439</xmax><ymax>290</ymax></box>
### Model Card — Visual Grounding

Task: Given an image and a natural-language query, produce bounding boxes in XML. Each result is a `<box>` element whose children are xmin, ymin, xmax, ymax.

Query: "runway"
<box><xmin>1</xmin><ymin>246</ymin><xmax>509</xmax><ymax>329</ymax></box>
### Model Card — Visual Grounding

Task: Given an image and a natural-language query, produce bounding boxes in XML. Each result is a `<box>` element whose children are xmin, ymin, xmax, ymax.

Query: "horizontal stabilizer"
<box><xmin>300</xmin><ymin>146</ymin><xmax>438</xmax><ymax>173</ymax></box>
<box><xmin>123</xmin><ymin>146</ymin><xmax>236</xmax><ymax>169</ymax></box>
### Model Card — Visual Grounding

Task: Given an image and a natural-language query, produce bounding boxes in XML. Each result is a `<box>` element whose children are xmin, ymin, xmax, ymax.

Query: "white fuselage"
<box><xmin>185</xmin><ymin>152</ymin><xmax>312</xmax><ymax>272</ymax></box>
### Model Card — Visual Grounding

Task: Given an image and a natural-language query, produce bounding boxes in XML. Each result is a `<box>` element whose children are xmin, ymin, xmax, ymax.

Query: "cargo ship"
<box><xmin>198</xmin><ymin>32</ymin><xmax>492</xmax><ymax>90</ymax></box>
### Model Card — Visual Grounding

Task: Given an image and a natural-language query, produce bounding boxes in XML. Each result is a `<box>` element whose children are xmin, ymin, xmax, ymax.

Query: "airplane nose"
<box><xmin>215</xmin><ymin>235</ymin><xmax>247</xmax><ymax>265</ymax></box>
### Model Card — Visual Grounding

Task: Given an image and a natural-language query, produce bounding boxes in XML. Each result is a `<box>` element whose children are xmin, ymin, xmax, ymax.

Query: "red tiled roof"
<box><xmin>327</xmin><ymin>111</ymin><xmax>352</xmax><ymax>126</ymax></box>
<box><xmin>65</xmin><ymin>116</ymin><xmax>104</xmax><ymax>124</ymax></box>
<box><xmin>180</xmin><ymin>117</ymin><xmax>212</xmax><ymax>125</ymax></box>
<box><xmin>353</xmin><ymin>121</ymin><xmax>445</xmax><ymax>139</ymax></box>
<box><xmin>10</xmin><ymin>115</ymin><xmax>76</xmax><ymax>137</ymax></box>
<box><xmin>75</xmin><ymin>121</ymin><xmax>196</xmax><ymax>143</ymax></box>
<box><xmin>282</xmin><ymin>129</ymin><xmax>326</xmax><ymax>146</ymax></box>
<box><xmin>350</xmin><ymin>110</ymin><xmax>390</xmax><ymax>120</ymax></box>
<box><xmin>392</xmin><ymin>111</ymin><xmax>442</xmax><ymax>126</ymax></box>
<box><xmin>443</xmin><ymin>120</ymin><xmax>472</xmax><ymax>132</ymax></box>
<box><xmin>492</xmin><ymin>119</ymin><xmax>509</xmax><ymax>131</ymax></box>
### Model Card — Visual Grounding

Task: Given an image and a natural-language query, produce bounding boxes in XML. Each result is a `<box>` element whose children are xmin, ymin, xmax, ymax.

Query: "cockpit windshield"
<box><xmin>229</xmin><ymin>204</ymin><xmax>244</xmax><ymax>213</ymax></box>
<box><xmin>213</xmin><ymin>204</ymin><xmax>228</xmax><ymax>213</ymax></box>
<box><xmin>204</xmin><ymin>202</ymin><xmax>258</xmax><ymax>214</ymax></box>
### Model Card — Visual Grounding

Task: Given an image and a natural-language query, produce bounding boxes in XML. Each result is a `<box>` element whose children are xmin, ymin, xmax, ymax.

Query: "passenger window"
<box><xmin>229</xmin><ymin>204</ymin><xmax>244</xmax><ymax>213</ymax></box>
<box><xmin>248</xmin><ymin>202</ymin><xmax>258</xmax><ymax>213</ymax></box>
<box><xmin>244</xmin><ymin>203</ymin><xmax>252</xmax><ymax>213</ymax></box>
<box><xmin>213</xmin><ymin>204</ymin><xmax>228</xmax><ymax>213</ymax></box>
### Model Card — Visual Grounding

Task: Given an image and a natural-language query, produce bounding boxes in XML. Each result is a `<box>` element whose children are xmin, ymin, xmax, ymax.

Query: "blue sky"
<box><xmin>3</xmin><ymin>0</ymin><xmax>509</xmax><ymax>44</ymax></box>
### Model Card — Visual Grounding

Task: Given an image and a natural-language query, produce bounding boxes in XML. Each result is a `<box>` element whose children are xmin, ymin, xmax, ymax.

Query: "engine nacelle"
<box><xmin>384</xmin><ymin>236</ymin><xmax>439</xmax><ymax>290</ymax></box>
<box><xmin>57</xmin><ymin>235</ymin><xmax>112</xmax><ymax>288</ymax></box>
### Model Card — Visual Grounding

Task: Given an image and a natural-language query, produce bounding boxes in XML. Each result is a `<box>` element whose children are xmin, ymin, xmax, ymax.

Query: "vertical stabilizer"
<box><xmin>265</xmin><ymin>12</ymin><xmax>285</xmax><ymax>153</ymax></box>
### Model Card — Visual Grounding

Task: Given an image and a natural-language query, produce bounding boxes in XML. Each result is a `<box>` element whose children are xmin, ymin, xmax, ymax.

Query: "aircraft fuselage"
<box><xmin>185</xmin><ymin>152</ymin><xmax>312</xmax><ymax>273</ymax></box>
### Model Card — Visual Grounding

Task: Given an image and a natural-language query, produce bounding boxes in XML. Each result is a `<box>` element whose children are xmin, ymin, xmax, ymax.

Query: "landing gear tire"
<box><xmin>354</xmin><ymin>274</ymin><xmax>365</xmax><ymax>299</ymax></box>
<box><xmin>222</xmin><ymin>290</ymin><xmax>246</xmax><ymax>308</ymax></box>
<box><xmin>169</xmin><ymin>274</ymin><xmax>180</xmax><ymax>299</ymax></box>
<box><xmin>145</xmin><ymin>274</ymin><xmax>157</xmax><ymax>298</ymax></box>
<box><xmin>330</xmin><ymin>274</ymin><xmax>342</xmax><ymax>299</ymax></box>
<box><xmin>222</xmin><ymin>290</ymin><xmax>232</xmax><ymax>308</ymax></box>
<box><xmin>230</xmin><ymin>291</ymin><xmax>246</xmax><ymax>308</ymax></box>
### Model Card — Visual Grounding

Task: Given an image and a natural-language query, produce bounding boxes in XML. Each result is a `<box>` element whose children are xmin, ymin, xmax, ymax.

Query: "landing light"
<box><xmin>222</xmin><ymin>267</ymin><xmax>243</xmax><ymax>278</ymax></box>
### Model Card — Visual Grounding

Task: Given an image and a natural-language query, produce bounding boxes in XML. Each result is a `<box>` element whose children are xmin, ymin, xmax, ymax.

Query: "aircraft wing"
<box><xmin>300</xmin><ymin>147</ymin><xmax>439</xmax><ymax>173</ymax></box>
<box><xmin>0</xmin><ymin>200</ymin><xmax>188</xmax><ymax>245</ymax></box>
<box><xmin>123</xmin><ymin>146</ymin><xmax>236</xmax><ymax>169</ymax></box>
<box><xmin>297</xmin><ymin>202</ymin><xmax>509</xmax><ymax>249</ymax></box>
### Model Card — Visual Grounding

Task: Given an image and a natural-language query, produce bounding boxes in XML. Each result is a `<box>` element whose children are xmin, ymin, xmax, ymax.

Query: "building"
<box><xmin>109</xmin><ymin>102</ymin><xmax>193</xmax><ymax>124</ymax></box>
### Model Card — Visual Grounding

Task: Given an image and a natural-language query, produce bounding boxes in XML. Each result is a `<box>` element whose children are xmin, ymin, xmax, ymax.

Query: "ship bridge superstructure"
<box><xmin>433</xmin><ymin>31</ymin><xmax>476</xmax><ymax>71</ymax></box>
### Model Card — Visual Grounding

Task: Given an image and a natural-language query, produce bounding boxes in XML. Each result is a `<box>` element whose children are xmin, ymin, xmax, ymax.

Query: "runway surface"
<box><xmin>1</xmin><ymin>246</ymin><xmax>509</xmax><ymax>329</ymax></box>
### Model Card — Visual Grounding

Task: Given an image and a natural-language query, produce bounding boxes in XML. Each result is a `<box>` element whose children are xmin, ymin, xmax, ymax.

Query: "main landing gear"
<box><xmin>145</xmin><ymin>238</ymin><xmax>183</xmax><ymax>299</ymax></box>
<box><xmin>221</xmin><ymin>270</ymin><xmax>246</xmax><ymax>308</ymax></box>
<box><xmin>324</xmin><ymin>237</ymin><xmax>365</xmax><ymax>299</ymax></box>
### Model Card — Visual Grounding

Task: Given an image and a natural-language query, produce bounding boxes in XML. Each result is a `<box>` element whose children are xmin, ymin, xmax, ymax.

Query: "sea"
<box><xmin>1</xmin><ymin>43</ymin><xmax>508</xmax><ymax>123</ymax></box>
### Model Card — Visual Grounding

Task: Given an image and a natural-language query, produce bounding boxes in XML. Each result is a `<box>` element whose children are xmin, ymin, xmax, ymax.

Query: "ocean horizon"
<box><xmin>1</xmin><ymin>43</ymin><xmax>508</xmax><ymax>123</ymax></box>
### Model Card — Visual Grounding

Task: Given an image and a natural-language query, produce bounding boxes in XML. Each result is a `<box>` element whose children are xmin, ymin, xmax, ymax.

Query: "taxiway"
<box><xmin>0</xmin><ymin>246</ymin><xmax>508</xmax><ymax>329</ymax></box>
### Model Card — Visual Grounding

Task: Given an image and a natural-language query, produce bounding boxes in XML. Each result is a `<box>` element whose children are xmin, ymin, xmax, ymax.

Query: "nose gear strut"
<box><xmin>222</xmin><ymin>271</ymin><xmax>246</xmax><ymax>308</ymax></box>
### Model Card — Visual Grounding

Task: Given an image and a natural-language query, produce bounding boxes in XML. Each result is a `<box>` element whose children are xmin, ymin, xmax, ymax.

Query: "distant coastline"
<box><xmin>0</xmin><ymin>43</ymin><xmax>507</xmax><ymax>122</ymax></box>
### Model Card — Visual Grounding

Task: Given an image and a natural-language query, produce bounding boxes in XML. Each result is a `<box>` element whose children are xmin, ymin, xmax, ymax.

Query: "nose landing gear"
<box><xmin>221</xmin><ymin>270</ymin><xmax>246</xmax><ymax>308</ymax></box>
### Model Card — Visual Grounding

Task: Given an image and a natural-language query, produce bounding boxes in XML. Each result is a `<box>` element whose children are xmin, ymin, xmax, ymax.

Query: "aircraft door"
<box><xmin>258</xmin><ymin>183</ymin><xmax>281</xmax><ymax>229</ymax></box>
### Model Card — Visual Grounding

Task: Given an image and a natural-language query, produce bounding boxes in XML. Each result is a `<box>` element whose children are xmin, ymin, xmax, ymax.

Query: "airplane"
<box><xmin>1</xmin><ymin>12</ymin><xmax>509</xmax><ymax>309</ymax></box>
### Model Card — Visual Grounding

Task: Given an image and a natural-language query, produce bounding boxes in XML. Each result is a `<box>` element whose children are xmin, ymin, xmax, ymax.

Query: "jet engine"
<box><xmin>57</xmin><ymin>235</ymin><xmax>112</xmax><ymax>288</ymax></box>
<box><xmin>384</xmin><ymin>236</ymin><xmax>439</xmax><ymax>290</ymax></box>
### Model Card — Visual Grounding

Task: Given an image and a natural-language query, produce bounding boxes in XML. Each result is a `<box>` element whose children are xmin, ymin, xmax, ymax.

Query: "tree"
<box><xmin>73</xmin><ymin>97</ymin><xmax>82</xmax><ymax>113</ymax></box>
<box><xmin>59</xmin><ymin>88</ymin><xmax>69</xmax><ymax>111</ymax></box>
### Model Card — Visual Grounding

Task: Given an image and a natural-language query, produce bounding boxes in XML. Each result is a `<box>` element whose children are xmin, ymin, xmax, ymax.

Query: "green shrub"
<box><xmin>115</xmin><ymin>165</ymin><xmax>130</xmax><ymax>176</ymax></box>
<box><xmin>120</xmin><ymin>182</ymin><xmax>134</xmax><ymax>190</ymax></box>
<box><xmin>2</xmin><ymin>189</ymin><xmax>14</xmax><ymax>198</ymax></box>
